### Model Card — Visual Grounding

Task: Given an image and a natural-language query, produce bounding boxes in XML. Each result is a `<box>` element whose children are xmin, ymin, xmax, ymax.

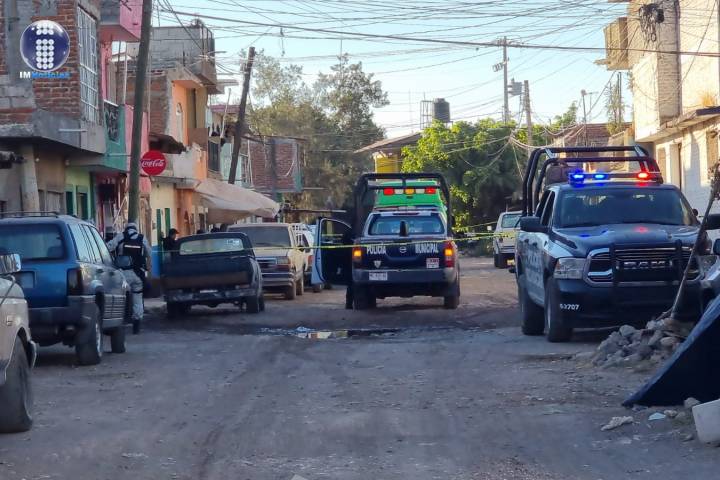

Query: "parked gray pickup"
<box><xmin>161</xmin><ymin>233</ymin><xmax>264</xmax><ymax>317</ymax></box>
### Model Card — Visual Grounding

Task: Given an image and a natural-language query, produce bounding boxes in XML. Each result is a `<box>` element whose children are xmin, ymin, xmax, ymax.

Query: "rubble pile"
<box><xmin>590</xmin><ymin>319</ymin><xmax>693</xmax><ymax>368</ymax></box>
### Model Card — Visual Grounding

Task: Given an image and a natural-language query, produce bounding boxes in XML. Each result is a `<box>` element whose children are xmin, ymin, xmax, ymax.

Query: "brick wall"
<box><xmin>125</xmin><ymin>66</ymin><xmax>169</xmax><ymax>137</ymax></box>
<box><xmin>247</xmin><ymin>136</ymin><xmax>302</xmax><ymax>193</ymax></box>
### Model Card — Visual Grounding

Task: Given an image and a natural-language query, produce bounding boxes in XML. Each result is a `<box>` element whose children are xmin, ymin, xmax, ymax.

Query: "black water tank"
<box><xmin>433</xmin><ymin>98</ymin><xmax>450</xmax><ymax>123</ymax></box>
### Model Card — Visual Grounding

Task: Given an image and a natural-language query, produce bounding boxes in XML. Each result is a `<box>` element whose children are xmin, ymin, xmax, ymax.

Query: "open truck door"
<box><xmin>312</xmin><ymin>218</ymin><xmax>352</xmax><ymax>287</ymax></box>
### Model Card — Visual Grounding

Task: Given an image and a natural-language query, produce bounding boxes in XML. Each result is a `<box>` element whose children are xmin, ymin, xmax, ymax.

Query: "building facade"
<box><xmin>603</xmin><ymin>0</ymin><xmax>720</xmax><ymax>211</ymax></box>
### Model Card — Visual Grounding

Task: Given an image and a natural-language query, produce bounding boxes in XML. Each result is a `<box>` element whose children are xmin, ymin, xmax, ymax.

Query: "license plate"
<box><xmin>426</xmin><ymin>258</ymin><xmax>440</xmax><ymax>269</ymax></box>
<box><xmin>199</xmin><ymin>289</ymin><xmax>218</xmax><ymax>294</ymax></box>
<box><xmin>369</xmin><ymin>272</ymin><xmax>388</xmax><ymax>281</ymax></box>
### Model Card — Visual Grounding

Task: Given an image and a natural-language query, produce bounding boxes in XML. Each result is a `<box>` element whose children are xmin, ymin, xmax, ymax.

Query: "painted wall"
<box><xmin>149</xmin><ymin>182</ymin><xmax>178</xmax><ymax>244</ymax></box>
<box><xmin>65</xmin><ymin>167</ymin><xmax>93</xmax><ymax>220</ymax></box>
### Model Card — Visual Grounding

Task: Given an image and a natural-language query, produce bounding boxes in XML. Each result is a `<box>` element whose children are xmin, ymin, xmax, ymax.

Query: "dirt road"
<box><xmin>1</xmin><ymin>258</ymin><xmax>716</xmax><ymax>479</ymax></box>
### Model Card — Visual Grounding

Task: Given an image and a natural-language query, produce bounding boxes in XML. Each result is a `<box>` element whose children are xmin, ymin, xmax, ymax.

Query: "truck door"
<box><xmin>525</xmin><ymin>192</ymin><xmax>555</xmax><ymax>303</ymax></box>
<box><xmin>312</xmin><ymin>218</ymin><xmax>352</xmax><ymax>287</ymax></box>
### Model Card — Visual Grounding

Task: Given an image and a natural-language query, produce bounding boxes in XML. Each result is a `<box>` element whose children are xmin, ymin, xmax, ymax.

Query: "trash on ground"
<box><xmin>692</xmin><ymin>398</ymin><xmax>720</xmax><ymax>444</ymax></box>
<box><xmin>648</xmin><ymin>412</ymin><xmax>667</xmax><ymax>421</ymax></box>
<box><xmin>601</xmin><ymin>416</ymin><xmax>634</xmax><ymax>431</ymax></box>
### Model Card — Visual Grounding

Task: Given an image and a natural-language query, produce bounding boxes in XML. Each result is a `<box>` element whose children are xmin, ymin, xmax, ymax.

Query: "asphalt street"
<box><xmin>0</xmin><ymin>257</ymin><xmax>716</xmax><ymax>480</ymax></box>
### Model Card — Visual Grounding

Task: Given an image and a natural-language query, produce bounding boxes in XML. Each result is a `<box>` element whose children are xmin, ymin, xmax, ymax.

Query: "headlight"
<box><xmin>554</xmin><ymin>258</ymin><xmax>586</xmax><ymax>279</ymax></box>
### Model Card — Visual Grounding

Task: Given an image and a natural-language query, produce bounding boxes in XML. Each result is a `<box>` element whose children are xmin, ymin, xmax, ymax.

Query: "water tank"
<box><xmin>432</xmin><ymin>98</ymin><xmax>450</xmax><ymax>123</ymax></box>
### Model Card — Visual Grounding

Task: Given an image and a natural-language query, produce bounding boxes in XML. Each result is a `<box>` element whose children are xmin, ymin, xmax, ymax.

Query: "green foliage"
<box><xmin>248</xmin><ymin>53</ymin><xmax>388</xmax><ymax>211</ymax></box>
<box><xmin>401</xmin><ymin>120</ymin><xmax>523</xmax><ymax>229</ymax></box>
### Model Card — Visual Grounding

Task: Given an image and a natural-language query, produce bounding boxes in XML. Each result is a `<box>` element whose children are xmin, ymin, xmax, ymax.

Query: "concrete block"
<box><xmin>0</xmin><ymin>98</ymin><xmax>9</xmax><ymax>109</ymax></box>
<box><xmin>10</xmin><ymin>97</ymin><xmax>34</xmax><ymax>109</ymax></box>
<box><xmin>0</xmin><ymin>75</ymin><xmax>11</xmax><ymax>86</ymax></box>
<box><xmin>692</xmin><ymin>399</ymin><xmax>720</xmax><ymax>444</ymax></box>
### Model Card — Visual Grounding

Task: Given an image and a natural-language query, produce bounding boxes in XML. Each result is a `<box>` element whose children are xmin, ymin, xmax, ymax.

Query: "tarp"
<box><xmin>624</xmin><ymin>295</ymin><xmax>720</xmax><ymax>407</ymax></box>
<box><xmin>194</xmin><ymin>178</ymin><xmax>280</xmax><ymax>223</ymax></box>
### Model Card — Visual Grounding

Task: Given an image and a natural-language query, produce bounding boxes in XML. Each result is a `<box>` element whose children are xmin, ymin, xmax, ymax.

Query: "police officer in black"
<box><xmin>107</xmin><ymin>222</ymin><xmax>151</xmax><ymax>334</ymax></box>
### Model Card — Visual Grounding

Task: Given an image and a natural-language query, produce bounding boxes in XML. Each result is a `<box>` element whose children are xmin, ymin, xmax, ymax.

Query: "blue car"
<box><xmin>0</xmin><ymin>214</ymin><xmax>130</xmax><ymax>365</ymax></box>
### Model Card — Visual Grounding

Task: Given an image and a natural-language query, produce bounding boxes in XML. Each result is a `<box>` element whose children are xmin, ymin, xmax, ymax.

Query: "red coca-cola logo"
<box><xmin>141</xmin><ymin>150</ymin><xmax>167</xmax><ymax>176</ymax></box>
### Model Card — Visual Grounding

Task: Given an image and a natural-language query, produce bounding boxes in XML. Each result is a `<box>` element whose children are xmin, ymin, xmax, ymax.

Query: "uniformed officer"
<box><xmin>107</xmin><ymin>222</ymin><xmax>151</xmax><ymax>334</ymax></box>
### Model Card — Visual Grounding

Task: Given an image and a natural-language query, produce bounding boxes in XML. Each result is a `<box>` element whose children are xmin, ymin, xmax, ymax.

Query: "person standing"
<box><xmin>162</xmin><ymin>228</ymin><xmax>180</xmax><ymax>253</ymax></box>
<box><xmin>107</xmin><ymin>222</ymin><xmax>151</xmax><ymax>334</ymax></box>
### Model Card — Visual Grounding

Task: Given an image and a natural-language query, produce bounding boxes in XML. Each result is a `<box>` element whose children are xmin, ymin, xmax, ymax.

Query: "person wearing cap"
<box><xmin>107</xmin><ymin>222</ymin><xmax>152</xmax><ymax>334</ymax></box>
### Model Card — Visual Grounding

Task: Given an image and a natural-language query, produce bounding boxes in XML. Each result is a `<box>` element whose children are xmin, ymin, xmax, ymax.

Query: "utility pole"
<box><xmin>127</xmin><ymin>0</ymin><xmax>153</xmax><ymax>224</ymax></box>
<box><xmin>524</xmin><ymin>80</ymin><xmax>532</xmax><ymax>156</ymax></box>
<box><xmin>502</xmin><ymin>37</ymin><xmax>509</xmax><ymax>123</ymax></box>
<box><xmin>228</xmin><ymin>47</ymin><xmax>256</xmax><ymax>185</ymax></box>
<box><xmin>581</xmin><ymin>89</ymin><xmax>589</xmax><ymax>146</ymax></box>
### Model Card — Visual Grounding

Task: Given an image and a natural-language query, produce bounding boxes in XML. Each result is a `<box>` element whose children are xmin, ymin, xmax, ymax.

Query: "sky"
<box><xmin>159</xmin><ymin>0</ymin><xmax>629</xmax><ymax>139</ymax></box>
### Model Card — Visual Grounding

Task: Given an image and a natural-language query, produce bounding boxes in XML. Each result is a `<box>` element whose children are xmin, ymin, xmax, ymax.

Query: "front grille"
<box><xmin>587</xmin><ymin>246</ymin><xmax>695</xmax><ymax>284</ymax></box>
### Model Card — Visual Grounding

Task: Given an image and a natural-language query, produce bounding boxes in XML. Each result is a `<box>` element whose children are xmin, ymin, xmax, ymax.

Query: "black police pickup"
<box><xmin>515</xmin><ymin>146</ymin><xmax>720</xmax><ymax>342</ymax></box>
<box><xmin>312</xmin><ymin>173</ymin><xmax>460</xmax><ymax>310</ymax></box>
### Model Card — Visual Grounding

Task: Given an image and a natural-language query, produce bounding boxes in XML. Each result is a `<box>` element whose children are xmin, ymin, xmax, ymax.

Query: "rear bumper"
<box><xmin>29</xmin><ymin>296</ymin><xmax>101</xmax><ymax>345</ymax></box>
<box><xmin>262</xmin><ymin>272</ymin><xmax>296</xmax><ymax>289</ymax></box>
<box><xmin>354</xmin><ymin>268</ymin><xmax>458</xmax><ymax>297</ymax></box>
<box><xmin>554</xmin><ymin>278</ymin><xmax>702</xmax><ymax>328</ymax></box>
<box><xmin>165</xmin><ymin>286</ymin><xmax>259</xmax><ymax>304</ymax></box>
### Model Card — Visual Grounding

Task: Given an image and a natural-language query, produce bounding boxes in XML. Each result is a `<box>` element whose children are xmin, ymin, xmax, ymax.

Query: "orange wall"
<box><xmin>171</xmin><ymin>83</ymin><xmax>189</xmax><ymax>145</ymax></box>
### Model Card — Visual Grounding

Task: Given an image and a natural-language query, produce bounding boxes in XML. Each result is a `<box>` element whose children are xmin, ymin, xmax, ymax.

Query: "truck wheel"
<box><xmin>312</xmin><ymin>283</ymin><xmax>323</xmax><ymax>293</ymax></box>
<box><xmin>353</xmin><ymin>286</ymin><xmax>374</xmax><ymax>310</ymax></box>
<box><xmin>519</xmin><ymin>274</ymin><xmax>544</xmax><ymax>335</ymax></box>
<box><xmin>284</xmin><ymin>284</ymin><xmax>297</xmax><ymax>300</ymax></box>
<box><xmin>444</xmin><ymin>294</ymin><xmax>460</xmax><ymax>309</ymax></box>
<box><xmin>498</xmin><ymin>255</ymin><xmax>508</xmax><ymax>269</ymax></box>
<box><xmin>110</xmin><ymin>327</ymin><xmax>126</xmax><ymax>354</ymax></box>
<box><xmin>76</xmin><ymin>305</ymin><xmax>103</xmax><ymax>366</ymax></box>
<box><xmin>0</xmin><ymin>337</ymin><xmax>33</xmax><ymax>433</ymax></box>
<box><xmin>296</xmin><ymin>277</ymin><xmax>305</xmax><ymax>296</ymax></box>
<box><xmin>246</xmin><ymin>295</ymin><xmax>262</xmax><ymax>314</ymax></box>
<box><xmin>260</xmin><ymin>296</ymin><xmax>266</xmax><ymax>311</ymax></box>
<box><xmin>545</xmin><ymin>278</ymin><xmax>573</xmax><ymax>343</ymax></box>
<box><xmin>493</xmin><ymin>254</ymin><xmax>500</xmax><ymax>268</ymax></box>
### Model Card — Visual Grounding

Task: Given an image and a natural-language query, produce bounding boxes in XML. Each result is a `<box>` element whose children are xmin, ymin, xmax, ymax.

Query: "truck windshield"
<box><xmin>501</xmin><ymin>213</ymin><xmax>521</xmax><ymax>228</ymax></box>
<box><xmin>179</xmin><ymin>237</ymin><xmax>249</xmax><ymax>255</ymax></box>
<box><xmin>0</xmin><ymin>224</ymin><xmax>65</xmax><ymax>261</ymax></box>
<box><xmin>556</xmin><ymin>188</ymin><xmax>696</xmax><ymax>228</ymax></box>
<box><xmin>369</xmin><ymin>215</ymin><xmax>444</xmax><ymax>235</ymax></box>
<box><xmin>230</xmin><ymin>227</ymin><xmax>291</xmax><ymax>248</ymax></box>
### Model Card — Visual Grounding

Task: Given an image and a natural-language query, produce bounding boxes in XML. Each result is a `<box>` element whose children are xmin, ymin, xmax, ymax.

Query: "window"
<box><xmin>0</xmin><ymin>224</ymin><xmax>65</xmax><ymax>261</ymax></box>
<box><xmin>556</xmin><ymin>188</ymin><xmax>695</xmax><ymax>228</ymax></box>
<box><xmin>229</xmin><ymin>226</ymin><xmax>292</xmax><ymax>248</ymax></box>
<box><xmin>88</xmin><ymin>226</ymin><xmax>113</xmax><ymax>265</ymax></box>
<box><xmin>77</xmin><ymin>8</ymin><xmax>99</xmax><ymax>123</ymax></box>
<box><xmin>706</xmin><ymin>133</ymin><xmax>718</xmax><ymax>184</ymax></box>
<box><xmin>65</xmin><ymin>191</ymin><xmax>75</xmax><ymax>215</ymax></box>
<box><xmin>176</xmin><ymin>103</ymin><xmax>184</xmax><ymax>141</ymax></box>
<box><xmin>69</xmin><ymin>223</ymin><xmax>92</xmax><ymax>262</ymax></box>
<box><xmin>501</xmin><ymin>213</ymin><xmax>521</xmax><ymax>228</ymax></box>
<box><xmin>179</xmin><ymin>237</ymin><xmax>250</xmax><ymax>256</ymax></box>
<box><xmin>368</xmin><ymin>215</ymin><xmax>444</xmax><ymax>236</ymax></box>
<box><xmin>541</xmin><ymin>193</ymin><xmax>555</xmax><ymax>226</ymax></box>
<box><xmin>81</xmin><ymin>225</ymin><xmax>102</xmax><ymax>263</ymax></box>
<box><xmin>77</xmin><ymin>191</ymin><xmax>89</xmax><ymax>220</ymax></box>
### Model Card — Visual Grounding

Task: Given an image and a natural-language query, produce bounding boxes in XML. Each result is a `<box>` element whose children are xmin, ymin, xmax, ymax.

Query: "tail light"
<box><xmin>67</xmin><ymin>268</ymin><xmax>83</xmax><ymax>295</ymax></box>
<box><xmin>444</xmin><ymin>241</ymin><xmax>456</xmax><ymax>268</ymax></box>
<box><xmin>276</xmin><ymin>257</ymin><xmax>291</xmax><ymax>272</ymax></box>
<box><xmin>352</xmin><ymin>247</ymin><xmax>363</xmax><ymax>264</ymax></box>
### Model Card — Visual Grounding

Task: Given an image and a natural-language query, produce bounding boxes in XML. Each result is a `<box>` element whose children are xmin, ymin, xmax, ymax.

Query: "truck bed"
<box><xmin>162</xmin><ymin>253</ymin><xmax>254</xmax><ymax>290</ymax></box>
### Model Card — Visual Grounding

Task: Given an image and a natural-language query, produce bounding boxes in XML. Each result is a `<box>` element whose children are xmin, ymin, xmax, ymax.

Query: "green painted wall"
<box><xmin>65</xmin><ymin>167</ymin><xmax>92</xmax><ymax>220</ymax></box>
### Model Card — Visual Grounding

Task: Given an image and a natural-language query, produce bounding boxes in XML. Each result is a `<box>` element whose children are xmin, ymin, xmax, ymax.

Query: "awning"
<box><xmin>194</xmin><ymin>178</ymin><xmax>280</xmax><ymax>222</ymax></box>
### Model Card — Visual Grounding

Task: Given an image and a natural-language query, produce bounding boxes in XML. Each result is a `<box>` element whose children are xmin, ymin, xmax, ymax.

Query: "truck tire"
<box><xmin>312</xmin><ymin>283</ymin><xmax>323</xmax><ymax>293</ymax></box>
<box><xmin>110</xmin><ymin>327</ymin><xmax>126</xmax><ymax>354</ymax></box>
<box><xmin>493</xmin><ymin>253</ymin><xmax>500</xmax><ymax>268</ymax></box>
<box><xmin>296</xmin><ymin>277</ymin><xmax>305</xmax><ymax>296</ymax></box>
<box><xmin>0</xmin><ymin>337</ymin><xmax>33</xmax><ymax>433</ymax></box>
<box><xmin>76</xmin><ymin>305</ymin><xmax>103</xmax><ymax>366</ymax></box>
<box><xmin>545</xmin><ymin>278</ymin><xmax>573</xmax><ymax>343</ymax></box>
<box><xmin>444</xmin><ymin>294</ymin><xmax>460</xmax><ymax>309</ymax></box>
<box><xmin>497</xmin><ymin>255</ymin><xmax>508</xmax><ymax>269</ymax></box>
<box><xmin>519</xmin><ymin>273</ymin><xmax>544</xmax><ymax>335</ymax></box>
<box><xmin>284</xmin><ymin>284</ymin><xmax>297</xmax><ymax>300</ymax></box>
<box><xmin>353</xmin><ymin>286</ymin><xmax>375</xmax><ymax>310</ymax></box>
<box><xmin>246</xmin><ymin>294</ymin><xmax>262</xmax><ymax>314</ymax></box>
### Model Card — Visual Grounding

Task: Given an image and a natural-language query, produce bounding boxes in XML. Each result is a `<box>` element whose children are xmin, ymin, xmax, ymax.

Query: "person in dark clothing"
<box><xmin>162</xmin><ymin>228</ymin><xmax>180</xmax><ymax>253</ymax></box>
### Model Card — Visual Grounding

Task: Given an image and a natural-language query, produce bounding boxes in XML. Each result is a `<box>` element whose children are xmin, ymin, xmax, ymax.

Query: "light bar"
<box><xmin>593</xmin><ymin>173</ymin><xmax>608</xmax><ymax>180</ymax></box>
<box><xmin>382</xmin><ymin>187</ymin><xmax>437</xmax><ymax>195</ymax></box>
<box><xmin>637</xmin><ymin>171</ymin><xmax>650</xmax><ymax>180</ymax></box>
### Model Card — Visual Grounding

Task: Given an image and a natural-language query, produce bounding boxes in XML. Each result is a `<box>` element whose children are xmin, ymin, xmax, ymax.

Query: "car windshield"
<box><xmin>231</xmin><ymin>227</ymin><xmax>291</xmax><ymax>247</ymax></box>
<box><xmin>0</xmin><ymin>224</ymin><xmax>65</xmax><ymax>261</ymax></box>
<box><xmin>369</xmin><ymin>215</ymin><xmax>445</xmax><ymax>235</ymax></box>
<box><xmin>556</xmin><ymin>188</ymin><xmax>696</xmax><ymax>228</ymax></box>
<box><xmin>178</xmin><ymin>237</ymin><xmax>250</xmax><ymax>255</ymax></box>
<box><xmin>501</xmin><ymin>213</ymin><xmax>521</xmax><ymax>228</ymax></box>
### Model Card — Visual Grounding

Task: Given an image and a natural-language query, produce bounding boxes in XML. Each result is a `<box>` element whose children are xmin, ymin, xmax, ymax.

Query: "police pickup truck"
<box><xmin>515</xmin><ymin>146</ymin><xmax>720</xmax><ymax>342</ymax></box>
<box><xmin>312</xmin><ymin>173</ymin><xmax>460</xmax><ymax>310</ymax></box>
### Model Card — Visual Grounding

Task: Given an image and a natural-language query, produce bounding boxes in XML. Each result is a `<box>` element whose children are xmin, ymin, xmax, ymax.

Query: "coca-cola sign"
<box><xmin>140</xmin><ymin>150</ymin><xmax>167</xmax><ymax>176</ymax></box>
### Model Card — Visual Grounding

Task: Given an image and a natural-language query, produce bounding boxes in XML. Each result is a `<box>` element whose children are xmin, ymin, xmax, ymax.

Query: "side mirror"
<box><xmin>0</xmin><ymin>253</ymin><xmax>21</xmax><ymax>275</ymax></box>
<box><xmin>519</xmin><ymin>216</ymin><xmax>547</xmax><ymax>233</ymax></box>
<box><xmin>713</xmin><ymin>239</ymin><xmax>720</xmax><ymax>256</ymax></box>
<box><xmin>706</xmin><ymin>214</ymin><xmax>720</xmax><ymax>230</ymax></box>
<box><xmin>115</xmin><ymin>255</ymin><xmax>133</xmax><ymax>269</ymax></box>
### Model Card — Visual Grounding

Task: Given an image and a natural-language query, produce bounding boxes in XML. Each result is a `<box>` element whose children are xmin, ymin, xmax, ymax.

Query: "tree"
<box><xmin>401</xmin><ymin>120</ymin><xmax>522</xmax><ymax>228</ymax></box>
<box><xmin>246</xmin><ymin>53</ymin><xmax>388</xmax><ymax>212</ymax></box>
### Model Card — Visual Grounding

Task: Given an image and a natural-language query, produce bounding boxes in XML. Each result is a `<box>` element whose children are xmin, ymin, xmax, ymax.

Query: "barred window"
<box><xmin>77</xmin><ymin>8</ymin><xmax>99</xmax><ymax>123</ymax></box>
